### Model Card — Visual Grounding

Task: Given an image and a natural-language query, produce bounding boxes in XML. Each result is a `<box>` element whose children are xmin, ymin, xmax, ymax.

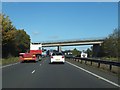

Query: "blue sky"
<box><xmin>2</xmin><ymin>2</ymin><xmax>118</xmax><ymax>51</ymax></box>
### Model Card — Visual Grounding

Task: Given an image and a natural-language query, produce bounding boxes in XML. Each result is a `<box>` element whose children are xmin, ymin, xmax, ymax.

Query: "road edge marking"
<box><xmin>1</xmin><ymin>62</ymin><xmax>20</xmax><ymax>69</ymax></box>
<box><xmin>66</xmin><ymin>61</ymin><xmax>120</xmax><ymax>88</ymax></box>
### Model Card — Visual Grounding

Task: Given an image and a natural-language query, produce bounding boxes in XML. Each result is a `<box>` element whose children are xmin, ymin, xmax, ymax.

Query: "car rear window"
<box><xmin>56</xmin><ymin>53</ymin><xmax>63</xmax><ymax>55</ymax></box>
<box><xmin>52</xmin><ymin>53</ymin><xmax>63</xmax><ymax>56</ymax></box>
<box><xmin>52</xmin><ymin>53</ymin><xmax>56</xmax><ymax>56</ymax></box>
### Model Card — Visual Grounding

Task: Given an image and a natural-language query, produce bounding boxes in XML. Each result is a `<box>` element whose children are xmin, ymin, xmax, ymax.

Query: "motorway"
<box><xmin>2</xmin><ymin>57</ymin><xmax>120</xmax><ymax>88</ymax></box>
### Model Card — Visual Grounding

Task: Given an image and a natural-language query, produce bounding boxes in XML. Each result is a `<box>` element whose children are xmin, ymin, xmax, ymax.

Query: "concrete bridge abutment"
<box><xmin>92</xmin><ymin>44</ymin><xmax>101</xmax><ymax>57</ymax></box>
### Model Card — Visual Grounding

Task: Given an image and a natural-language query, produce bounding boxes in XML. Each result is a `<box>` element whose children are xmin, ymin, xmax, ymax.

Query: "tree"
<box><xmin>85</xmin><ymin>48</ymin><xmax>92</xmax><ymax>57</ymax></box>
<box><xmin>71</xmin><ymin>48</ymin><xmax>81</xmax><ymax>56</ymax></box>
<box><xmin>14</xmin><ymin>29</ymin><xmax>30</xmax><ymax>56</ymax></box>
<box><xmin>101</xmin><ymin>28</ymin><xmax>119</xmax><ymax>58</ymax></box>
<box><xmin>1</xmin><ymin>14</ymin><xmax>31</xmax><ymax>58</ymax></box>
<box><xmin>1</xmin><ymin>14</ymin><xmax>16</xmax><ymax>57</ymax></box>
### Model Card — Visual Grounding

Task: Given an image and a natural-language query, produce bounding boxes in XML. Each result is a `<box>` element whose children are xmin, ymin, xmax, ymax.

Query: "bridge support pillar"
<box><xmin>93</xmin><ymin>44</ymin><xmax>101</xmax><ymax>57</ymax></box>
<box><xmin>57</xmin><ymin>46</ymin><xmax>61</xmax><ymax>52</ymax></box>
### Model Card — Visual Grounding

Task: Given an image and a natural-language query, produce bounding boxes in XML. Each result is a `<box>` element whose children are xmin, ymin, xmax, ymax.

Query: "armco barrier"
<box><xmin>66</xmin><ymin>56</ymin><xmax>120</xmax><ymax>71</ymax></box>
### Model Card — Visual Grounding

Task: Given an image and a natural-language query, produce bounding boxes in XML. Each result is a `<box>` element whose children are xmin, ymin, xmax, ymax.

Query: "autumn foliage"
<box><xmin>1</xmin><ymin>14</ymin><xmax>30</xmax><ymax>58</ymax></box>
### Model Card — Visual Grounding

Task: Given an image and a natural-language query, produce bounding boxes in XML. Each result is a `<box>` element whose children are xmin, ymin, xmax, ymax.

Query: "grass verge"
<box><xmin>97</xmin><ymin>57</ymin><xmax>118</xmax><ymax>61</ymax></box>
<box><xmin>1</xmin><ymin>57</ymin><xmax>19</xmax><ymax>66</ymax></box>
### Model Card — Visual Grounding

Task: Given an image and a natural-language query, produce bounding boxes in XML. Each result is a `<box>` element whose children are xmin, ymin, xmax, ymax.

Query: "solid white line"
<box><xmin>0</xmin><ymin>62</ymin><xmax>20</xmax><ymax>69</ymax></box>
<box><xmin>66</xmin><ymin>61</ymin><xmax>120</xmax><ymax>88</ymax></box>
<box><xmin>32</xmin><ymin>70</ymin><xmax>35</xmax><ymax>74</ymax></box>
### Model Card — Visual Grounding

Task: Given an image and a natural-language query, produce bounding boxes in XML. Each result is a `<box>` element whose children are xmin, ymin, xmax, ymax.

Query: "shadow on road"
<box><xmin>49</xmin><ymin>62</ymin><xmax>65</xmax><ymax>65</ymax></box>
<box><xmin>21</xmin><ymin>60</ymin><xmax>38</xmax><ymax>63</ymax></box>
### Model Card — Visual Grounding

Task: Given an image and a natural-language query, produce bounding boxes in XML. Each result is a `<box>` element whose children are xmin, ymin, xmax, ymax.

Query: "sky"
<box><xmin>2</xmin><ymin>2</ymin><xmax>118</xmax><ymax>51</ymax></box>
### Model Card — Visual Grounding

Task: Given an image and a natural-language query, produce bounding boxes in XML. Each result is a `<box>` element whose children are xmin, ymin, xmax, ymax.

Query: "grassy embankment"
<box><xmin>99</xmin><ymin>57</ymin><xmax>118</xmax><ymax>61</ymax></box>
<box><xmin>1</xmin><ymin>57</ymin><xmax>19</xmax><ymax>66</ymax></box>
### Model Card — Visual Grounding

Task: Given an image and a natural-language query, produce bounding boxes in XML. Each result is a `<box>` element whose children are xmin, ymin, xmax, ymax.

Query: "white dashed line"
<box><xmin>40</xmin><ymin>64</ymin><xmax>41</xmax><ymax>66</ymax></box>
<box><xmin>66</xmin><ymin>61</ymin><xmax>120</xmax><ymax>88</ymax></box>
<box><xmin>32</xmin><ymin>70</ymin><xmax>35</xmax><ymax>74</ymax></box>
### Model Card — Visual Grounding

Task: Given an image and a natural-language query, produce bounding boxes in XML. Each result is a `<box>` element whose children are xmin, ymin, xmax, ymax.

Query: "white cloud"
<box><xmin>32</xmin><ymin>31</ymin><xmax>40</xmax><ymax>35</ymax></box>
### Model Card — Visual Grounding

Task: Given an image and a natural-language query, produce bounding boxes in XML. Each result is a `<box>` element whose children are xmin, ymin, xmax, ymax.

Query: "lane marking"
<box><xmin>1</xmin><ymin>62</ymin><xmax>20</xmax><ymax>69</ymax></box>
<box><xmin>40</xmin><ymin>64</ymin><xmax>41</xmax><ymax>66</ymax></box>
<box><xmin>66</xmin><ymin>61</ymin><xmax>120</xmax><ymax>88</ymax></box>
<box><xmin>32</xmin><ymin>70</ymin><xmax>35</xmax><ymax>74</ymax></box>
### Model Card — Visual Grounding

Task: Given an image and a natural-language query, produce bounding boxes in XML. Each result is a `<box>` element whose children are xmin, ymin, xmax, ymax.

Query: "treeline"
<box><xmin>85</xmin><ymin>29</ymin><xmax>119</xmax><ymax>58</ymax></box>
<box><xmin>1</xmin><ymin>14</ymin><xmax>30</xmax><ymax>58</ymax></box>
<box><xmin>70</xmin><ymin>48</ymin><xmax>92</xmax><ymax>57</ymax></box>
<box><xmin>100</xmin><ymin>28</ymin><xmax>120</xmax><ymax>58</ymax></box>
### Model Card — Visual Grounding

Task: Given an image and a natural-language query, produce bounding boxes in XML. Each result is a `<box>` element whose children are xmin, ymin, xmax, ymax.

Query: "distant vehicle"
<box><xmin>19</xmin><ymin>43</ymin><xmax>42</xmax><ymax>62</ymax></box>
<box><xmin>50</xmin><ymin>52</ymin><xmax>65</xmax><ymax>63</ymax></box>
<box><xmin>42</xmin><ymin>51</ymin><xmax>47</xmax><ymax>57</ymax></box>
<box><xmin>46</xmin><ymin>50</ymin><xmax>54</xmax><ymax>56</ymax></box>
<box><xmin>81</xmin><ymin>52</ymin><xmax>87</xmax><ymax>58</ymax></box>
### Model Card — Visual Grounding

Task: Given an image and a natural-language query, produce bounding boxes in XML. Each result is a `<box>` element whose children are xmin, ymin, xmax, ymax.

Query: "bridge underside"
<box><xmin>43</xmin><ymin>44</ymin><xmax>102</xmax><ymax>57</ymax></box>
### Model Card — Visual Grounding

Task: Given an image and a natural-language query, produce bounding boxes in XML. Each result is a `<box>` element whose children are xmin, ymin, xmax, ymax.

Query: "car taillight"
<box><xmin>32</xmin><ymin>55</ymin><xmax>36</xmax><ymax>57</ymax></box>
<box><xmin>51</xmin><ymin>56</ymin><xmax>53</xmax><ymax>58</ymax></box>
<box><xmin>62</xmin><ymin>56</ymin><xmax>64</xmax><ymax>58</ymax></box>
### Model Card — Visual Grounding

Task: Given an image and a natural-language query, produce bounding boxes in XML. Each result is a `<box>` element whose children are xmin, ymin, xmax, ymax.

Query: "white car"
<box><xmin>50</xmin><ymin>52</ymin><xmax>65</xmax><ymax>63</ymax></box>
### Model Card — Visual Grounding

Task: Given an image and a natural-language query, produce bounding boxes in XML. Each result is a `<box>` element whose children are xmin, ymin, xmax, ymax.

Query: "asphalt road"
<box><xmin>2</xmin><ymin>57</ymin><xmax>120</xmax><ymax>88</ymax></box>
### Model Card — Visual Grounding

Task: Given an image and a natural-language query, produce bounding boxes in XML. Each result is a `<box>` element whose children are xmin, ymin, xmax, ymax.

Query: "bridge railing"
<box><xmin>66</xmin><ymin>56</ymin><xmax>120</xmax><ymax>71</ymax></box>
<box><xmin>39</xmin><ymin>37</ymin><xmax>106</xmax><ymax>43</ymax></box>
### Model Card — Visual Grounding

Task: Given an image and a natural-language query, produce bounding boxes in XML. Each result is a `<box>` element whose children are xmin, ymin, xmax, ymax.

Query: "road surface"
<box><xmin>2</xmin><ymin>57</ymin><xmax>119</xmax><ymax>88</ymax></box>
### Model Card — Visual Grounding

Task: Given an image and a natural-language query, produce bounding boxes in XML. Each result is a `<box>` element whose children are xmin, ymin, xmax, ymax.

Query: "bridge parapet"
<box><xmin>37</xmin><ymin>37</ymin><xmax>106</xmax><ymax>44</ymax></box>
<box><xmin>41</xmin><ymin>39</ymin><xmax>104</xmax><ymax>47</ymax></box>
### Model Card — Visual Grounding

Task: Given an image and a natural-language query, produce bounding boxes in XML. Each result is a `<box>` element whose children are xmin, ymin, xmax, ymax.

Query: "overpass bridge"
<box><xmin>41</xmin><ymin>39</ymin><xmax>104</xmax><ymax>47</ymax></box>
<box><xmin>32</xmin><ymin>38</ymin><xmax>105</xmax><ymax>57</ymax></box>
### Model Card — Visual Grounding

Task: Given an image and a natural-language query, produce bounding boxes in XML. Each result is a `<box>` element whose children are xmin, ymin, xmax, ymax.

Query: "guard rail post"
<box><xmin>77</xmin><ymin>58</ymin><xmax>78</xmax><ymax>62</ymax></box>
<box><xmin>75</xmin><ymin>58</ymin><xmax>76</xmax><ymax>61</ymax></box>
<box><xmin>90</xmin><ymin>61</ymin><xmax>92</xmax><ymax>65</ymax></box>
<box><xmin>80</xmin><ymin>59</ymin><xmax>82</xmax><ymax>63</ymax></box>
<box><xmin>85</xmin><ymin>60</ymin><xmax>87</xmax><ymax>65</ymax></box>
<box><xmin>98</xmin><ymin>62</ymin><xmax>100</xmax><ymax>68</ymax></box>
<box><xmin>109</xmin><ymin>64</ymin><xmax>112</xmax><ymax>71</ymax></box>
